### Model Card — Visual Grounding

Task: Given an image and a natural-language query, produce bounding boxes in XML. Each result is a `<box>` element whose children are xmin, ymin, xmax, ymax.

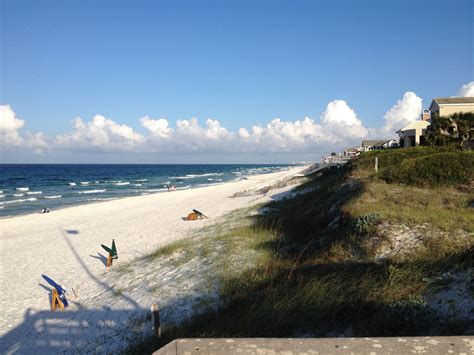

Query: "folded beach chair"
<box><xmin>185</xmin><ymin>209</ymin><xmax>209</xmax><ymax>220</ymax></box>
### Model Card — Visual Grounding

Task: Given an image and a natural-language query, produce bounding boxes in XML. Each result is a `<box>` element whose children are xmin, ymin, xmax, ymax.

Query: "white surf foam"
<box><xmin>145</xmin><ymin>188</ymin><xmax>168</xmax><ymax>193</ymax></box>
<box><xmin>45</xmin><ymin>195</ymin><xmax>62</xmax><ymax>199</ymax></box>
<box><xmin>86</xmin><ymin>197</ymin><xmax>116</xmax><ymax>202</ymax></box>
<box><xmin>68</xmin><ymin>182</ymin><xmax>77</xmax><ymax>186</ymax></box>
<box><xmin>27</xmin><ymin>191</ymin><xmax>42</xmax><ymax>195</ymax></box>
<box><xmin>16</xmin><ymin>187</ymin><xmax>29</xmax><ymax>191</ymax></box>
<box><xmin>0</xmin><ymin>197</ymin><xmax>37</xmax><ymax>205</ymax></box>
<box><xmin>178</xmin><ymin>173</ymin><xmax>224</xmax><ymax>179</ymax></box>
<box><xmin>114</xmin><ymin>182</ymin><xmax>130</xmax><ymax>186</ymax></box>
<box><xmin>77</xmin><ymin>189</ymin><xmax>106</xmax><ymax>194</ymax></box>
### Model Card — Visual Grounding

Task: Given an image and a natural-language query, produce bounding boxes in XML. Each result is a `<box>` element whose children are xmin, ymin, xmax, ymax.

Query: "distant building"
<box><xmin>343</xmin><ymin>146</ymin><xmax>362</xmax><ymax>157</ymax></box>
<box><xmin>427</xmin><ymin>97</ymin><xmax>474</xmax><ymax>118</ymax></box>
<box><xmin>397</xmin><ymin>120</ymin><xmax>430</xmax><ymax>148</ymax></box>
<box><xmin>381</xmin><ymin>139</ymin><xmax>399</xmax><ymax>149</ymax></box>
<box><xmin>361</xmin><ymin>140</ymin><xmax>390</xmax><ymax>151</ymax></box>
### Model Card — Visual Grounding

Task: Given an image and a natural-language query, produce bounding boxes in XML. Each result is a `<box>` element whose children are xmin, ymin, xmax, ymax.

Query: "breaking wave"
<box><xmin>114</xmin><ymin>182</ymin><xmax>130</xmax><ymax>186</ymax></box>
<box><xmin>77</xmin><ymin>189</ymin><xmax>106</xmax><ymax>194</ymax></box>
<box><xmin>0</xmin><ymin>198</ymin><xmax>37</xmax><ymax>205</ymax></box>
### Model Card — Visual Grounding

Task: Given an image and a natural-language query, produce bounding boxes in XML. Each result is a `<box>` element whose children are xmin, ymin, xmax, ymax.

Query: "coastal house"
<box><xmin>397</xmin><ymin>120</ymin><xmax>430</xmax><ymax>148</ymax></box>
<box><xmin>361</xmin><ymin>140</ymin><xmax>391</xmax><ymax>151</ymax></box>
<box><xmin>344</xmin><ymin>140</ymin><xmax>398</xmax><ymax>157</ymax></box>
<box><xmin>426</xmin><ymin>97</ymin><xmax>474</xmax><ymax>119</ymax></box>
<box><xmin>381</xmin><ymin>139</ymin><xmax>399</xmax><ymax>149</ymax></box>
<box><xmin>343</xmin><ymin>146</ymin><xmax>363</xmax><ymax>157</ymax></box>
<box><xmin>400</xmin><ymin>97</ymin><xmax>474</xmax><ymax>149</ymax></box>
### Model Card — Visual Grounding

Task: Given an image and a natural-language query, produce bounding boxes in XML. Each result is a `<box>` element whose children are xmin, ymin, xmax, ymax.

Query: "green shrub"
<box><xmin>381</xmin><ymin>152</ymin><xmax>474</xmax><ymax>187</ymax></box>
<box><xmin>354</xmin><ymin>147</ymin><xmax>455</xmax><ymax>173</ymax></box>
<box><xmin>350</xmin><ymin>213</ymin><xmax>380</xmax><ymax>234</ymax></box>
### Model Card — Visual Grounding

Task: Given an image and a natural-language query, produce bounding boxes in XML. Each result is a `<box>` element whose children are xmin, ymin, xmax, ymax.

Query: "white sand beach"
<box><xmin>0</xmin><ymin>166</ymin><xmax>308</xmax><ymax>353</ymax></box>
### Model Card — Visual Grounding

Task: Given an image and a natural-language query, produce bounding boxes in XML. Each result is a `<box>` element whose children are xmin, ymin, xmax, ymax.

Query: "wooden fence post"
<box><xmin>151</xmin><ymin>303</ymin><xmax>161</xmax><ymax>338</ymax></box>
<box><xmin>375</xmin><ymin>157</ymin><xmax>379</xmax><ymax>172</ymax></box>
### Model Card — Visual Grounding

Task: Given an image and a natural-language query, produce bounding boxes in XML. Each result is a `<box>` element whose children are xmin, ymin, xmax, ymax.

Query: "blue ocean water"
<box><xmin>0</xmin><ymin>164</ymin><xmax>291</xmax><ymax>218</ymax></box>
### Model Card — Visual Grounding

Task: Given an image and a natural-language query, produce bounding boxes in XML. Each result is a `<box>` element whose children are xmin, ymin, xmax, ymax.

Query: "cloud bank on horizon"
<box><xmin>1</xmin><ymin>82</ymin><xmax>473</xmax><ymax>159</ymax></box>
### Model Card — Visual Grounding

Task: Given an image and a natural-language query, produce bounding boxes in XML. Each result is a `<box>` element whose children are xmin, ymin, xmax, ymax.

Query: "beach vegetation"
<box><xmin>133</xmin><ymin>147</ymin><xmax>473</xmax><ymax>352</ymax></box>
<box><xmin>425</xmin><ymin>112</ymin><xmax>474</xmax><ymax>150</ymax></box>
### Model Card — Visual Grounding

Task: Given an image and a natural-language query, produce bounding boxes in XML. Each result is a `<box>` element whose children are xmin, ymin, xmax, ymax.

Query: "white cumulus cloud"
<box><xmin>382</xmin><ymin>91</ymin><xmax>422</xmax><ymax>133</ymax></box>
<box><xmin>320</xmin><ymin>100</ymin><xmax>368</xmax><ymax>140</ymax></box>
<box><xmin>140</xmin><ymin>116</ymin><xmax>172</xmax><ymax>138</ymax></box>
<box><xmin>457</xmin><ymin>81</ymin><xmax>474</xmax><ymax>97</ymax></box>
<box><xmin>0</xmin><ymin>105</ymin><xmax>25</xmax><ymax>146</ymax></box>
<box><xmin>0</xmin><ymin>105</ymin><xmax>49</xmax><ymax>153</ymax></box>
<box><xmin>172</xmin><ymin>118</ymin><xmax>232</xmax><ymax>152</ymax></box>
<box><xmin>240</xmin><ymin>117</ymin><xmax>329</xmax><ymax>152</ymax></box>
<box><xmin>0</xmin><ymin>89</ymin><xmax>437</xmax><ymax>159</ymax></box>
<box><xmin>55</xmin><ymin>115</ymin><xmax>144</xmax><ymax>151</ymax></box>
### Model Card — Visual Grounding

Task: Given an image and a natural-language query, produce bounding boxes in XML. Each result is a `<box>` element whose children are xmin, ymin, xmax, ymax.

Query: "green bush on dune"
<box><xmin>356</xmin><ymin>147</ymin><xmax>452</xmax><ymax>173</ymax></box>
<box><xmin>381</xmin><ymin>152</ymin><xmax>474</xmax><ymax>187</ymax></box>
<box><xmin>355</xmin><ymin>147</ymin><xmax>474</xmax><ymax>188</ymax></box>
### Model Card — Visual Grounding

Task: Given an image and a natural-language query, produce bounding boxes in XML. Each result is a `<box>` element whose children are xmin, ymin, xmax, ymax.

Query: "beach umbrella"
<box><xmin>41</xmin><ymin>274</ymin><xmax>69</xmax><ymax>307</ymax></box>
<box><xmin>101</xmin><ymin>239</ymin><xmax>118</xmax><ymax>259</ymax></box>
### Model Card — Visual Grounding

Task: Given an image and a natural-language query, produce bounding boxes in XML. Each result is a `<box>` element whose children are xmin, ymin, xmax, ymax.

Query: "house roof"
<box><xmin>397</xmin><ymin>120</ymin><xmax>430</xmax><ymax>132</ymax></box>
<box><xmin>344</xmin><ymin>146</ymin><xmax>360</xmax><ymax>151</ymax></box>
<box><xmin>433</xmin><ymin>97</ymin><xmax>474</xmax><ymax>105</ymax></box>
<box><xmin>361</xmin><ymin>140</ymin><xmax>387</xmax><ymax>147</ymax></box>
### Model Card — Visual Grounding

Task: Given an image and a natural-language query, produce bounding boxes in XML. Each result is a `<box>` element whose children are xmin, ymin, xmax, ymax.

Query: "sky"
<box><xmin>0</xmin><ymin>0</ymin><xmax>473</xmax><ymax>163</ymax></box>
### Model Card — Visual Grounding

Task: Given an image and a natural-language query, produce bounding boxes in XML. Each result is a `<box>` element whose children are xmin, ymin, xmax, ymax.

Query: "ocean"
<box><xmin>0</xmin><ymin>164</ymin><xmax>292</xmax><ymax>218</ymax></box>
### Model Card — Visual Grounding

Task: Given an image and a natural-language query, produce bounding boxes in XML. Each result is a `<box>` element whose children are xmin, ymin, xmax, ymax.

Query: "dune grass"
<box><xmin>343</xmin><ymin>181</ymin><xmax>473</xmax><ymax>231</ymax></box>
<box><xmin>133</xmin><ymin>149</ymin><xmax>473</xmax><ymax>352</ymax></box>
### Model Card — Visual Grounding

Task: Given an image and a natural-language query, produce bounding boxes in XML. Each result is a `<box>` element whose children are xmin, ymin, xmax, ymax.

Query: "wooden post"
<box><xmin>51</xmin><ymin>288</ymin><xmax>65</xmax><ymax>311</ymax></box>
<box><xmin>375</xmin><ymin>157</ymin><xmax>379</xmax><ymax>172</ymax></box>
<box><xmin>151</xmin><ymin>303</ymin><xmax>161</xmax><ymax>338</ymax></box>
<box><xmin>106</xmin><ymin>253</ymin><xmax>113</xmax><ymax>270</ymax></box>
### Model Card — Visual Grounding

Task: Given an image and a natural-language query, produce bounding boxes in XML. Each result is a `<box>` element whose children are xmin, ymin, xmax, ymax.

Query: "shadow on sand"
<box><xmin>1</xmin><ymin>307</ymin><xmax>151</xmax><ymax>353</ymax></box>
<box><xmin>90</xmin><ymin>252</ymin><xmax>108</xmax><ymax>267</ymax></box>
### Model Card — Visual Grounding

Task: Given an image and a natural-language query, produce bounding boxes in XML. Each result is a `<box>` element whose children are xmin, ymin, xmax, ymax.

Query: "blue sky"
<box><xmin>0</xmin><ymin>0</ymin><xmax>472</xmax><ymax>163</ymax></box>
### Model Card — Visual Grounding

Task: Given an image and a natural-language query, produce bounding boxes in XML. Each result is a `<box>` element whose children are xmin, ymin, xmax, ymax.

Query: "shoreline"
<box><xmin>0</xmin><ymin>164</ymin><xmax>308</xmax><ymax>350</ymax></box>
<box><xmin>0</xmin><ymin>165</ymin><xmax>303</xmax><ymax>220</ymax></box>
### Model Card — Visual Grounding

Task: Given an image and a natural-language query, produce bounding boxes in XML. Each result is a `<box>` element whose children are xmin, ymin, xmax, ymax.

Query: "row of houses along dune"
<box><xmin>343</xmin><ymin>96</ymin><xmax>474</xmax><ymax>157</ymax></box>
